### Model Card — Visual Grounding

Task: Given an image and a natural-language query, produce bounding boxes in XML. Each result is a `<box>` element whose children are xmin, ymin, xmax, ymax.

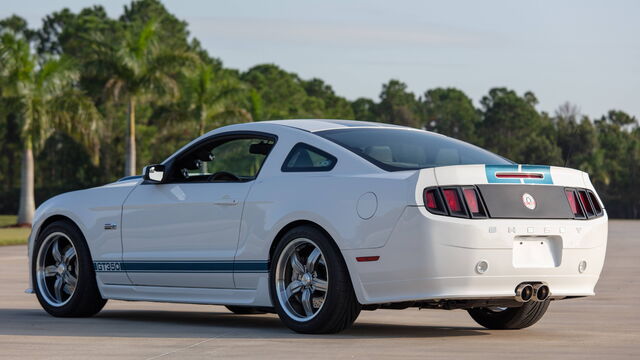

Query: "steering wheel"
<box><xmin>208</xmin><ymin>171</ymin><xmax>241</xmax><ymax>182</ymax></box>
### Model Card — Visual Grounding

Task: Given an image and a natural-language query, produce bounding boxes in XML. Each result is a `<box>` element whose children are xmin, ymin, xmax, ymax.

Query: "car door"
<box><xmin>121</xmin><ymin>133</ymin><xmax>276</xmax><ymax>288</ymax></box>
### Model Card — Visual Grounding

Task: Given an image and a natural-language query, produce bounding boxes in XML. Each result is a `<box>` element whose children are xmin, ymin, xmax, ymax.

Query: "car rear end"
<box><xmin>316</xmin><ymin>126</ymin><xmax>607</xmax><ymax>307</ymax></box>
<box><xmin>351</xmin><ymin>164</ymin><xmax>607</xmax><ymax>305</ymax></box>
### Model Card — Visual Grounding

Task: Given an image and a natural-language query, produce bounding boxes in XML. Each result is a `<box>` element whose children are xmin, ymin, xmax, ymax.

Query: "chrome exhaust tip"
<box><xmin>515</xmin><ymin>283</ymin><xmax>534</xmax><ymax>303</ymax></box>
<box><xmin>533</xmin><ymin>283</ymin><xmax>550</xmax><ymax>301</ymax></box>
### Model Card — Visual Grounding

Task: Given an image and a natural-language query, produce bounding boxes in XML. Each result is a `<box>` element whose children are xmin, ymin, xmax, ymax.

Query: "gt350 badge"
<box><xmin>93</xmin><ymin>262</ymin><xmax>123</xmax><ymax>272</ymax></box>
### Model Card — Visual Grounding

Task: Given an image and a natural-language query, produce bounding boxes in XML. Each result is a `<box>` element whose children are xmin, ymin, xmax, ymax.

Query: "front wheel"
<box><xmin>32</xmin><ymin>220</ymin><xmax>107</xmax><ymax>317</ymax></box>
<box><xmin>467</xmin><ymin>300</ymin><xmax>550</xmax><ymax>330</ymax></box>
<box><xmin>269</xmin><ymin>226</ymin><xmax>361</xmax><ymax>334</ymax></box>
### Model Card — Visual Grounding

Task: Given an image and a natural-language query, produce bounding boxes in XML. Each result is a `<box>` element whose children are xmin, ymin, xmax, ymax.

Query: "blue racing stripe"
<box><xmin>94</xmin><ymin>260</ymin><xmax>269</xmax><ymax>273</ymax></box>
<box><xmin>521</xmin><ymin>165</ymin><xmax>553</xmax><ymax>184</ymax></box>
<box><xmin>485</xmin><ymin>164</ymin><xmax>554</xmax><ymax>184</ymax></box>
<box><xmin>485</xmin><ymin>165</ymin><xmax>520</xmax><ymax>183</ymax></box>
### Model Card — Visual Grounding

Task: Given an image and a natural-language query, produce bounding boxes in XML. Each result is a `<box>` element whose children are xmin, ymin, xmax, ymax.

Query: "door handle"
<box><xmin>213</xmin><ymin>196</ymin><xmax>239</xmax><ymax>206</ymax></box>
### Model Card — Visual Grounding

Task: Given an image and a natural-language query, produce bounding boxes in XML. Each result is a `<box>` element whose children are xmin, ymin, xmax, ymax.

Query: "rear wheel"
<box><xmin>467</xmin><ymin>300</ymin><xmax>550</xmax><ymax>329</ymax></box>
<box><xmin>32</xmin><ymin>220</ymin><xmax>107</xmax><ymax>317</ymax></box>
<box><xmin>269</xmin><ymin>226</ymin><xmax>360</xmax><ymax>334</ymax></box>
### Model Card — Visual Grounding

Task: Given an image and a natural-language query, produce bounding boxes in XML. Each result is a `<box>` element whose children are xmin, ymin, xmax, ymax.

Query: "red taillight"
<box><xmin>443</xmin><ymin>189</ymin><xmax>461</xmax><ymax>212</ymax></box>
<box><xmin>579</xmin><ymin>191</ymin><xmax>594</xmax><ymax>216</ymax></box>
<box><xmin>566</xmin><ymin>190</ymin><xmax>579</xmax><ymax>214</ymax></box>
<box><xmin>425</xmin><ymin>190</ymin><xmax>437</xmax><ymax>209</ymax></box>
<box><xmin>588</xmin><ymin>192</ymin><xmax>603</xmax><ymax>215</ymax></box>
<box><xmin>424</xmin><ymin>186</ymin><xmax>484</xmax><ymax>218</ymax></box>
<box><xmin>423</xmin><ymin>188</ymin><xmax>447</xmax><ymax>215</ymax></box>
<box><xmin>463</xmin><ymin>188</ymin><xmax>479</xmax><ymax>213</ymax></box>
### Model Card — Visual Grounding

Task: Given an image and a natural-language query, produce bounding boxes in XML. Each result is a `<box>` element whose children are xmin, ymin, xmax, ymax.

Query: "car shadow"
<box><xmin>0</xmin><ymin>308</ymin><xmax>488</xmax><ymax>339</ymax></box>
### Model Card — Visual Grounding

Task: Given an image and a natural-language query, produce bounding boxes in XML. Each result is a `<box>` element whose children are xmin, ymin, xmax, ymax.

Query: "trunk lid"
<box><xmin>412</xmin><ymin>164</ymin><xmax>602</xmax><ymax>219</ymax></box>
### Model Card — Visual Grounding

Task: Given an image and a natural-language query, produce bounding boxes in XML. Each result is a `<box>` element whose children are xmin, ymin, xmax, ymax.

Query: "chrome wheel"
<box><xmin>275</xmin><ymin>238</ymin><xmax>329</xmax><ymax>322</ymax></box>
<box><xmin>36</xmin><ymin>232</ymin><xmax>78</xmax><ymax>307</ymax></box>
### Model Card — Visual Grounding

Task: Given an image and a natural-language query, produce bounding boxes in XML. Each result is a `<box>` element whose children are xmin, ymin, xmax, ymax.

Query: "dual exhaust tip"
<box><xmin>515</xmin><ymin>283</ymin><xmax>550</xmax><ymax>303</ymax></box>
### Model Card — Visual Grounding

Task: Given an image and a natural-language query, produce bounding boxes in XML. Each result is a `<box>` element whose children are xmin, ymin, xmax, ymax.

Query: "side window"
<box><xmin>174</xmin><ymin>136</ymin><xmax>275</xmax><ymax>182</ymax></box>
<box><xmin>282</xmin><ymin>143</ymin><xmax>337</xmax><ymax>172</ymax></box>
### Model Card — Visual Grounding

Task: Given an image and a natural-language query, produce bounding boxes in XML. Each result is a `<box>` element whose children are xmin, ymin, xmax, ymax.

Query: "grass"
<box><xmin>0</xmin><ymin>215</ymin><xmax>30</xmax><ymax>246</ymax></box>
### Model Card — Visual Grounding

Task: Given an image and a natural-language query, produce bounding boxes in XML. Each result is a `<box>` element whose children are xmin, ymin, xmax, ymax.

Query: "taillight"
<box><xmin>565</xmin><ymin>188</ymin><xmax>604</xmax><ymax>219</ymax></box>
<box><xmin>462</xmin><ymin>187</ymin><xmax>486</xmax><ymax>218</ymax></box>
<box><xmin>423</xmin><ymin>188</ymin><xmax>447</xmax><ymax>215</ymax></box>
<box><xmin>578</xmin><ymin>190</ymin><xmax>595</xmax><ymax>217</ymax></box>
<box><xmin>588</xmin><ymin>192</ymin><xmax>603</xmax><ymax>215</ymax></box>
<box><xmin>425</xmin><ymin>190</ymin><xmax>437</xmax><ymax>209</ymax></box>
<box><xmin>442</xmin><ymin>189</ymin><xmax>462</xmax><ymax>212</ymax></box>
<box><xmin>424</xmin><ymin>186</ymin><xmax>486</xmax><ymax>218</ymax></box>
<box><xmin>565</xmin><ymin>189</ymin><xmax>585</xmax><ymax>218</ymax></box>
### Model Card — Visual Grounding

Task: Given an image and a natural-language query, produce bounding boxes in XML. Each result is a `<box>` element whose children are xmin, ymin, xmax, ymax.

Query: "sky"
<box><xmin>3</xmin><ymin>0</ymin><xmax>639</xmax><ymax>119</ymax></box>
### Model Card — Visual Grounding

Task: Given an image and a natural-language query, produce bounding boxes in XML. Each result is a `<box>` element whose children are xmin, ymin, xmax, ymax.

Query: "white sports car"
<box><xmin>27</xmin><ymin>119</ymin><xmax>607</xmax><ymax>333</ymax></box>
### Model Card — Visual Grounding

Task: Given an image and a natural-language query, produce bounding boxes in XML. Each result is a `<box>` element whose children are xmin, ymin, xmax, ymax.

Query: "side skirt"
<box><xmin>98</xmin><ymin>277</ymin><xmax>273</xmax><ymax>307</ymax></box>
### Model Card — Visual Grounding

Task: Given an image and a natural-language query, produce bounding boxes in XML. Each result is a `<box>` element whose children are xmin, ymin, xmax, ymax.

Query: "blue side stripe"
<box><xmin>93</xmin><ymin>261</ymin><xmax>269</xmax><ymax>273</ymax></box>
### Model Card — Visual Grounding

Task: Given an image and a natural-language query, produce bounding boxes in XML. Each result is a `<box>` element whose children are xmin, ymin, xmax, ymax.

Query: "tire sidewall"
<box><xmin>32</xmin><ymin>221</ymin><xmax>99</xmax><ymax>317</ymax></box>
<box><xmin>269</xmin><ymin>226</ymin><xmax>350</xmax><ymax>333</ymax></box>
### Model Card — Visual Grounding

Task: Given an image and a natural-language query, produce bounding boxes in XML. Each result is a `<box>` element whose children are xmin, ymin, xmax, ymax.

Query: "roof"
<box><xmin>263</xmin><ymin>119</ymin><xmax>406</xmax><ymax>132</ymax></box>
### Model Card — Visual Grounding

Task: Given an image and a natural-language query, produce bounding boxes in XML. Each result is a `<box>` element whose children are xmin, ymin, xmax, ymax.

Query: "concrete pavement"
<box><xmin>1</xmin><ymin>220</ymin><xmax>639</xmax><ymax>359</ymax></box>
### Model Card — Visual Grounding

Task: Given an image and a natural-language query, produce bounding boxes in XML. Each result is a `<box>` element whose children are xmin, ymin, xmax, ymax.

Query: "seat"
<box><xmin>365</xmin><ymin>146</ymin><xmax>393</xmax><ymax>163</ymax></box>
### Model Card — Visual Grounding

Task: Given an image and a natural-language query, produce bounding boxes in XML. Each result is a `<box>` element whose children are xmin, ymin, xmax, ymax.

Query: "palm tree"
<box><xmin>0</xmin><ymin>32</ymin><xmax>101</xmax><ymax>225</ymax></box>
<box><xmin>84</xmin><ymin>19</ymin><xmax>198</xmax><ymax>176</ymax></box>
<box><xmin>156</xmin><ymin>63</ymin><xmax>252</xmax><ymax>138</ymax></box>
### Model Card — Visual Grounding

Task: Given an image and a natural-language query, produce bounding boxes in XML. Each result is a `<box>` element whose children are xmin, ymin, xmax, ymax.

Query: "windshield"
<box><xmin>317</xmin><ymin>128</ymin><xmax>512</xmax><ymax>171</ymax></box>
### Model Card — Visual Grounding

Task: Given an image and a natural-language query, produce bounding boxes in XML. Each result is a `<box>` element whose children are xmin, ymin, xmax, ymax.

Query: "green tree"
<box><xmin>478</xmin><ymin>88</ymin><xmax>562</xmax><ymax>163</ymax></box>
<box><xmin>241</xmin><ymin>64</ymin><xmax>310</xmax><ymax>120</ymax></box>
<box><xmin>155</xmin><ymin>63</ymin><xmax>251</xmax><ymax>138</ymax></box>
<box><xmin>0</xmin><ymin>31</ymin><xmax>100</xmax><ymax>224</ymax></box>
<box><xmin>302</xmin><ymin>78</ymin><xmax>354</xmax><ymax>119</ymax></box>
<box><xmin>422</xmin><ymin>87</ymin><xmax>479</xmax><ymax>142</ymax></box>
<box><xmin>83</xmin><ymin>18</ymin><xmax>197</xmax><ymax>176</ymax></box>
<box><xmin>377</xmin><ymin>80</ymin><xmax>421</xmax><ymax>128</ymax></box>
<box><xmin>351</xmin><ymin>98</ymin><xmax>378</xmax><ymax>122</ymax></box>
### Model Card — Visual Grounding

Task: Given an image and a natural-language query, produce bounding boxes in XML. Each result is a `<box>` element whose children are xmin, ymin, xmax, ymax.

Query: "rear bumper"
<box><xmin>344</xmin><ymin>206</ymin><xmax>607</xmax><ymax>305</ymax></box>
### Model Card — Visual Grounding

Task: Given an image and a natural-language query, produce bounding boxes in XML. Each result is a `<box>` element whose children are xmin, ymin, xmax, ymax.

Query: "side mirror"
<box><xmin>143</xmin><ymin>164</ymin><xmax>166</xmax><ymax>183</ymax></box>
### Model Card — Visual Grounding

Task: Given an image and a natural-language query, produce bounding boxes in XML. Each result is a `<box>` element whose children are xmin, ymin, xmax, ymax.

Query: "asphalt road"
<box><xmin>1</xmin><ymin>220</ymin><xmax>639</xmax><ymax>359</ymax></box>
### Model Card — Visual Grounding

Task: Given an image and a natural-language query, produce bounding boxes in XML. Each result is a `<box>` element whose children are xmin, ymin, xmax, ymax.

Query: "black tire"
<box><xmin>269</xmin><ymin>226</ymin><xmax>361</xmax><ymax>334</ymax></box>
<box><xmin>225</xmin><ymin>306</ymin><xmax>266</xmax><ymax>315</ymax></box>
<box><xmin>467</xmin><ymin>300</ymin><xmax>550</xmax><ymax>330</ymax></box>
<box><xmin>32</xmin><ymin>220</ymin><xmax>107</xmax><ymax>317</ymax></box>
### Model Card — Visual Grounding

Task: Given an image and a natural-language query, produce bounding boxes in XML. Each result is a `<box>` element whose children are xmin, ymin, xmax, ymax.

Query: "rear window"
<box><xmin>317</xmin><ymin>128</ymin><xmax>512</xmax><ymax>171</ymax></box>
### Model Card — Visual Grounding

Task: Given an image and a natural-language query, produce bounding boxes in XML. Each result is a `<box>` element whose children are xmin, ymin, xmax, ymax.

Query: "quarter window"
<box><xmin>282</xmin><ymin>143</ymin><xmax>337</xmax><ymax>172</ymax></box>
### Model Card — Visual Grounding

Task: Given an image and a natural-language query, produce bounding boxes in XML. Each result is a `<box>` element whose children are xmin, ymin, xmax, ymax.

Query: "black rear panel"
<box><xmin>476</xmin><ymin>184</ymin><xmax>574</xmax><ymax>219</ymax></box>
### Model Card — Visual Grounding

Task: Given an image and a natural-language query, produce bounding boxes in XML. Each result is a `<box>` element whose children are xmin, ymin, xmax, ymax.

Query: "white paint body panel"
<box><xmin>27</xmin><ymin>120</ymin><xmax>608</xmax><ymax>308</ymax></box>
